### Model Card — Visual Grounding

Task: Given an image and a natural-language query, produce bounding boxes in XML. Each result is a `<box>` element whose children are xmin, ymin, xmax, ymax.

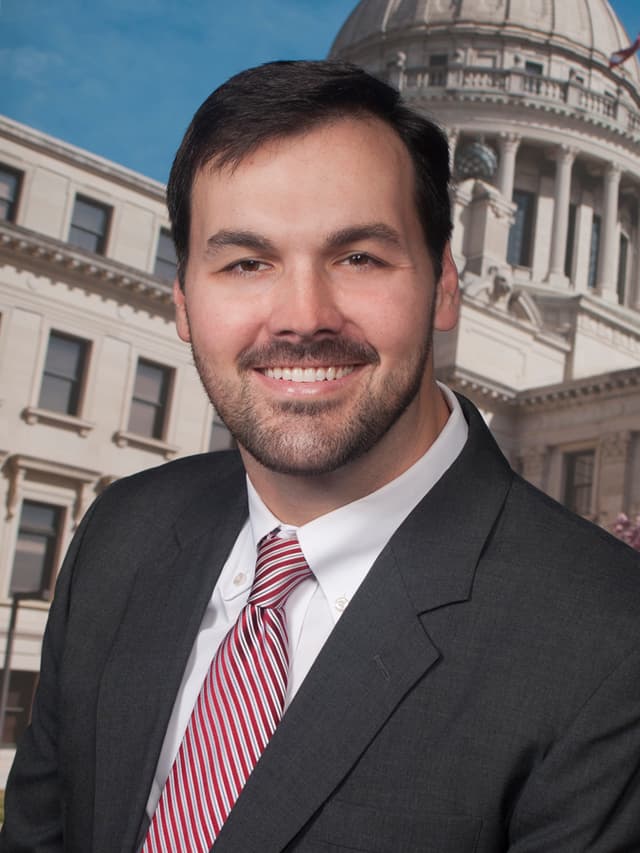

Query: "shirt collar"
<box><xmin>246</xmin><ymin>384</ymin><xmax>468</xmax><ymax>616</ymax></box>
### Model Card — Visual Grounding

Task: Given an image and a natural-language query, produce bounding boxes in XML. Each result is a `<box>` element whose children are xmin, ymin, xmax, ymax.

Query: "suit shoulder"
<box><xmin>493</xmin><ymin>473</ymin><xmax>640</xmax><ymax>629</ymax></box>
<box><xmin>90</xmin><ymin>450</ymin><xmax>245</xmax><ymax>526</ymax></box>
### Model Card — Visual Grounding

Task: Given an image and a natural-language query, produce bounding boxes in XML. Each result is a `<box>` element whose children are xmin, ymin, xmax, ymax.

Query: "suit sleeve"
<box><xmin>0</xmin><ymin>503</ymin><xmax>97</xmax><ymax>853</ymax></box>
<box><xmin>508</xmin><ymin>645</ymin><xmax>640</xmax><ymax>851</ymax></box>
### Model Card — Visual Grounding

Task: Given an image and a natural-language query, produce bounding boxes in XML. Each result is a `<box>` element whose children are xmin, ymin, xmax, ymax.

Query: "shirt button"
<box><xmin>233</xmin><ymin>572</ymin><xmax>247</xmax><ymax>587</ymax></box>
<box><xmin>334</xmin><ymin>596</ymin><xmax>349</xmax><ymax>612</ymax></box>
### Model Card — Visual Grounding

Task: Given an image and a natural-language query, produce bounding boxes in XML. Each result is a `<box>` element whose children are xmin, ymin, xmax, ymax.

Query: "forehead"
<box><xmin>191</xmin><ymin>117</ymin><xmax>418</xmax><ymax>223</ymax></box>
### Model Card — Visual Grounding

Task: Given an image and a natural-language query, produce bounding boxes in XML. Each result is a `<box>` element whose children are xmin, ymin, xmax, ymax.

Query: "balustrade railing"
<box><xmin>402</xmin><ymin>64</ymin><xmax>640</xmax><ymax>136</ymax></box>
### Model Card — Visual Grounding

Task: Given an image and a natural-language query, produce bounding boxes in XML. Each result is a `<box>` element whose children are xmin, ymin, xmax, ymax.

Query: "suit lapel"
<box><xmin>214</xmin><ymin>398</ymin><xmax>513</xmax><ymax>852</ymax></box>
<box><xmin>92</xmin><ymin>461</ymin><xmax>248</xmax><ymax>853</ymax></box>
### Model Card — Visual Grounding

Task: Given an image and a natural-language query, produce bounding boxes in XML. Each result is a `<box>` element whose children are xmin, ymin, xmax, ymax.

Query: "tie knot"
<box><xmin>249</xmin><ymin>531</ymin><xmax>312</xmax><ymax>609</ymax></box>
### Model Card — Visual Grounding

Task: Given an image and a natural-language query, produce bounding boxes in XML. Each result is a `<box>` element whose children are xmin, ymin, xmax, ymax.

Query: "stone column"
<box><xmin>495</xmin><ymin>133</ymin><xmax>521</xmax><ymax>200</ymax></box>
<box><xmin>547</xmin><ymin>145</ymin><xmax>577</xmax><ymax>285</ymax></box>
<box><xmin>447</xmin><ymin>128</ymin><xmax>459</xmax><ymax>174</ymax></box>
<box><xmin>596</xmin><ymin>163</ymin><xmax>622</xmax><ymax>302</ymax></box>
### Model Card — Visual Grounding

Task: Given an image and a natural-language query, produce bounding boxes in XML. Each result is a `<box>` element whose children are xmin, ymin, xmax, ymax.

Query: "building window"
<box><xmin>68</xmin><ymin>195</ymin><xmax>111</xmax><ymax>254</ymax></box>
<box><xmin>587</xmin><ymin>214</ymin><xmax>601</xmax><ymax>289</ymax></box>
<box><xmin>563</xmin><ymin>450</ymin><xmax>595</xmax><ymax>516</ymax></box>
<box><xmin>128</xmin><ymin>359</ymin><xmax>172</xmax><ymax>439</ymax></box>
<box><xmin>38</xmin><ymin>331</ymin><xmax>88</xmax><ymax>415</ymax></box>
<box><xmin>428</xmin><ymin>54</ymin><xmax>448</xmax><ymax>86</ymax></box>
<box><xmin>564</xmin><ymin>203</ymin><xmax>577</xmax><ymax>278</ymax></box>
<box><xmin>507</xmin><ymin>189</ymin><xmax>535</xmax><ymax>267</ymax></box>
<box><xmin>154</xmin><ymin>228</ymin><xmax>178</xmax><ymax>282</ymax></box>
<box><xmin>617</xmin><ymin>233</ymin><xmax>629</xmax><ymax>305</ymax></box>
<box><xmin>0</xmin><ymin>670</ymin><xmax>38</xmax><ymax>746</ymax></box>
<box><xmin>10</xmin><ymin>501</ymin><xmax>63</xmax><ymax>596</ymax></box>
<box><xmin>0</xmin><ymin>164</ymin><xmax>23</xmax><ymax>222</ymax></box>
<box><xmin>524</xmin><ymin>60</ymin><xmax>543</xmax><ymax>94</ymax></box>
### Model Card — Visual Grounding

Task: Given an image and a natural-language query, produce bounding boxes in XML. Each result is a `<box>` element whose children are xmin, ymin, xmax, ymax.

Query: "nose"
<box><xmin>266</xmin><ymin>264</ymin><xmax>344</xmax><ymax>340</ymax></box>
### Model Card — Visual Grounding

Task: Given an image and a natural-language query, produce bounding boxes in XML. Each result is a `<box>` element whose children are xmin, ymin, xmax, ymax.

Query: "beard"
<box><xmin>192</xmin><ymin>330</ymin><xmax>433</xmax><ymax>477</ymax></box>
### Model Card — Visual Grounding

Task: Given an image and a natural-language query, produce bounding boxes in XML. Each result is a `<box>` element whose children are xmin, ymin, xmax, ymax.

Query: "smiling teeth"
<box><xmin>264</xmin><ymin>366</ymin><xmax>355</xmax><ymax>382</ymax></box>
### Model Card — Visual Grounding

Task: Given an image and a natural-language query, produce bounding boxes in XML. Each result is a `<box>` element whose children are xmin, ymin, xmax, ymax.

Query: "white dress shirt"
<box><xmin>146</xmin><ymin>385</ymin><xmax>468</xmax><ymax>816</ymax></box>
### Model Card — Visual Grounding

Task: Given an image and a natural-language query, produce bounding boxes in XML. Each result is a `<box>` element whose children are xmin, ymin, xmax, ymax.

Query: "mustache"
<box><xmin>238</xmin><ymin>338</ymin><xmax>380</xmax><ymax>369</ymax></box>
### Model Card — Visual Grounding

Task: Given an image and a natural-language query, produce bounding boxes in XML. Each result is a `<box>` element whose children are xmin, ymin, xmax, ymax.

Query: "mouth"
<box><xmin>261</xmin><ymin>366</ymin><xmax>356</xmax><ymax>382</ymax></box>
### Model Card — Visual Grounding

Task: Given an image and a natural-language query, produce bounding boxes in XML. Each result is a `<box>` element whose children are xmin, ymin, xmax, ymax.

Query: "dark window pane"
<box><xmin>10</xmin><ymin>501</ymin><xmax>62</xmax><ymax>595</ymax></box>
<box><xmin>133</xmin><ymin>361</ymin><xmax>165</xmax><ymax>404</ymax></box>
<box><xmin>128</xmin><ymin>359</ymin><xmax>171</xmax><ymax>438</ymax></box>
<box><xmin>0</xmin><ymin>671</ymin><xmax>38</xmax><ymax>746</ymax></box>
<box><xmin>587</xmin><ymin>214</ymin><xmax>601</xmax><ymax>289</ymax></box>
<box><xmin>617</xmin><ymin>233</ymin><xmax>628</xmax><ymax>305</ymax></box>
<box><xmin>154</xmin><ymin>228</ymin><xmax>177</xmax><ymax>282</ymax></box>
<box><xmin>563</xmin><ymin>451</ymin><xmax>594</xmax><ymax>516</ymax></box>
<box><xmin>564</xmin><ymin>203</ymin><xmax>577</xmax><ymax>278</ymax></box>
<box><xmin>38</xmin><ymin>332</ymin><xmax>87</xmax><ymax>415</ymax></box>
<box><xmin>128</xmin><ymin>400</ymin><xmax>159</xmax><ymax>437</ymax></box>
<box><xmin>507</xmin><ymin>189</ymin><xmax>535</xmax><ymax>267</ymax></box>
<box><xmin>73</xmin><ymin>197</ymin><xmax>107</xmax><ymax>232</ymax></box>
<box><xmin>0</xmin><ymin>165</ymin><xmax>22</xmax><ymax>222</ymax></box>
<box><xmin>68</xmin><ymin>195</ymin><xmax>110</xmax><ymax>254</ymax></box>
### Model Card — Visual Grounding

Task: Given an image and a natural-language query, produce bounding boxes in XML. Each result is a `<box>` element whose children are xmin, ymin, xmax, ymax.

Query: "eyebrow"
<box><xmin>204</xmin><ymin>222</ymin><xmax>404</xmax><ymax>257</ymax></box>
<box><xmin>324</xmin><ymin>223</ymin><xmax>404</xmax><ymax>251</ymax></box>
<box><xmin>205</xmin><ymin>230</ymin><xmax>277</xmax><ymax>256</ymax></box>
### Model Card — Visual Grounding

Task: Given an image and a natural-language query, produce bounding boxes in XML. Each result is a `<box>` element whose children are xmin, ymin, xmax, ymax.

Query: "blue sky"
<box><xmin>1</xmin><ymin>0</ymin><xmax>637</xmax><ymax>184</ymax></box>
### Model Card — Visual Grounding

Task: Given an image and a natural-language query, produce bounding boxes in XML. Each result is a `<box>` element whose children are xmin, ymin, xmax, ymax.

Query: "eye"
<box><xmin>340</xmin><ymin>252</ymin><xmax>384</xmax><ymax>269</ymax></box>
<box><xmin>225</xmin><ymin>259</ymin><xmax>271</xmax><ymax>275</ymax></box>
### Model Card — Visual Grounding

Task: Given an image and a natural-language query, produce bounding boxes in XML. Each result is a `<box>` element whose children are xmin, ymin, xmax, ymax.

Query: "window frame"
<box><xmin>563</xmin><ymin>449</ymin><xmax>595</xmax><ymax>517</ymax></box>
<box><xmin>0</xmin><ymin>163</ymin><xmax>23</xmax><ymax>223</ymax></box>
<box><xmin>617</xmin><ymin>232</ymin><xmax>629</xmax><ymax>305</ymax></box>
<box><xmin>127</xmin><ymin>358</ymin><xmax>173</xmax><ymax>441</ymax></box>
<box><xmin>9</xmin><ymin>499</ymin><xmax>64</xmax><ymax>597</ymax></box>
<box><xmin>37</xmin><ymin>330</ymin><xmax>89</xmax><ymax>417</ymax></box>
<box><xmin>68</xmin><ymin>194</ymin><xmax>112</xmax><ymax>255</ymax></box>
<box><xmin>587</xmin><ymin>213</ymin><xmax>601</xmax><ymax>290</ymax></box>
<box><xmin>153</xmin><ymin>227</ymin><xmax>178</xmax><ymax>282</ymax></box>
<box><xmin>507</xmin><ymin>188</ymin><xmax>536</xmax><ymax>268</ymax></box>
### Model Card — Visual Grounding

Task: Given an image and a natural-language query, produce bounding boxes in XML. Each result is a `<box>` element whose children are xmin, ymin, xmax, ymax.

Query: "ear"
<box><xmin>173</xmin><ymin>280</ymin><xmax>191</xmax><ymax>342</ymax></box>
<box><xmin>433</xmin><ymin>243</ymin><xmax>460</xmax><ymax>332</ymax></box>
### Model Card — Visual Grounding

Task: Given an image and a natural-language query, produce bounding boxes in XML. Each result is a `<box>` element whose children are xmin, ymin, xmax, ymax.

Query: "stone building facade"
<box><xmin>0</xmin><ymin>117</ymin><xmax>232</xmax><ymax>777</ymax></box>
<box><xmin>0</xmin><ymin>0</ymin><xmax>638</xmax><ymax>781</ymax></box>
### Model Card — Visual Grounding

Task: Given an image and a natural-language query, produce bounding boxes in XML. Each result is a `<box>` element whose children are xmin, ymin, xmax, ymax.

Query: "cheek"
<box><xmin>189</xmin><ymin>300</ymin><xmax>264</xmax><ymax>362</ymax></box>
<box><xmin>354</xmin><ymin>287</ymin><xmax>431</xmax><ymax>353</ymax></box>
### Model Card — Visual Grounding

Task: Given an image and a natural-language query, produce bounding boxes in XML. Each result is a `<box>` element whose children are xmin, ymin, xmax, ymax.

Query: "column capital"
<box><xmin>554</xmin><ymin>144</ymin><xmax>579</xmax><ymax>164</ymax></box>
<box><xmin>604</xmin><ymin>162</ymin><xmax>622</xmax><ymax>182</ymax></box>
<box><xmin>497</xmin><ymin>132</ymin><xmax>521</xmax><ymax>151</ymax></box>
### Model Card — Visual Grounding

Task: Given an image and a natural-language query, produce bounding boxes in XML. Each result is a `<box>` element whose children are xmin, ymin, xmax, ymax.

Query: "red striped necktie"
<box><xmin>143</xmin><ymin>530</ymin><xmax>312</xmax><ymax>853</ymax></box>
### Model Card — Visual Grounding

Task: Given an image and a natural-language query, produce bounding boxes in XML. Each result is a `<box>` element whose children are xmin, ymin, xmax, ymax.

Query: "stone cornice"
<box><xmin>516</xmin><ymin>366</ymin><xmax>640</xmax><ymax>409</ymax></box>
<box><xmin>440</xmin><ymin>364</ymin><xmax>640</xmax><ymax>412</ymax></box>
<box><xmin>0</xmin><ymin>221</ymin><xmax>173</xmax><ymax>309</ymax></box>
<box><xmin>0</xmin><ymin>115</ymin><xmax>166</xmax><ymax>201</ymax></box>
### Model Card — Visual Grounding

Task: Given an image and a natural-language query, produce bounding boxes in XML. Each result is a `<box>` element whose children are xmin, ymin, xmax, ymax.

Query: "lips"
<box><xmin>262</xmin><ymin>366</ymin><xmax>355</xmax><ymax>382</ymax></box>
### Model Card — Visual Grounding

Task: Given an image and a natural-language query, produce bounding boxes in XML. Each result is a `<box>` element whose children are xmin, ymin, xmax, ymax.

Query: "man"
<box><xmin>3</xmin><ymin>61</ymin><xmax>640</xmax><ymax>853</ymax></box>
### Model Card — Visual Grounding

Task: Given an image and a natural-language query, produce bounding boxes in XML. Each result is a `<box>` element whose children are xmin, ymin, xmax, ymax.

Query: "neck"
<box><xmin>240</xmin><ymin>384</ymin><xmax>451</xmax><ymax>526</ymax></box>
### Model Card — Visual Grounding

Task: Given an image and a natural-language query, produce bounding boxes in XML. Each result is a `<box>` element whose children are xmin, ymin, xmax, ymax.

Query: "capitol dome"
<box><xmin>331</xmin><ymin>0</ymin><xmax>639</xmax><ymax>87</ymax></box>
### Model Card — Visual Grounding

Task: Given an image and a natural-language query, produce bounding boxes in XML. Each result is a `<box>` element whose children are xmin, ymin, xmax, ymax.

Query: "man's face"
<box><xmin>175</xmin><ymin>117</ymin><xmax>458</xmax><ymax>477</ymax></box>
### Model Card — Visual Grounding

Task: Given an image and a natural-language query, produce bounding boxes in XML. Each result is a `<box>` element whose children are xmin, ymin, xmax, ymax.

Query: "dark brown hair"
<box><xmin>168</xmin><ymin>60</ymin><xmax>452</xmax><ymax>285</ymax></box>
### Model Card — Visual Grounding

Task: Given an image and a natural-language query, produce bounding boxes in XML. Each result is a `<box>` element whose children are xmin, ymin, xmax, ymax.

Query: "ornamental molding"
<box><xmin>577</xmin><ymin>311</ymin><xmax>640</xmax><ymax>357</ymax></box>
<box><xmin>517</xmin><ymin>366</ymin><xmax>640</xmax><ymax>409</ymax></box>
<box><xmin>0</xmin><ymin>221</ymin><xmax>173</xmax><ymax>312</ymax></box>
<box><xmin>4</xmin><ymin>454</ymin><xmax>101</xmax><ymax>522</ymax></box>
<box><xmin>0</xmin><ymin>116</ymin><xmax>165</xmax><ymax>201</ymax></box>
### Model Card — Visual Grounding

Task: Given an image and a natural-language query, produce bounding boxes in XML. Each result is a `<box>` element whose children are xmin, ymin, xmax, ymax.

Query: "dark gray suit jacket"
<box><xmin>3</xmin><ymin>397</ymin><xmax>640</xmax><ymax>852</ymax></box>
